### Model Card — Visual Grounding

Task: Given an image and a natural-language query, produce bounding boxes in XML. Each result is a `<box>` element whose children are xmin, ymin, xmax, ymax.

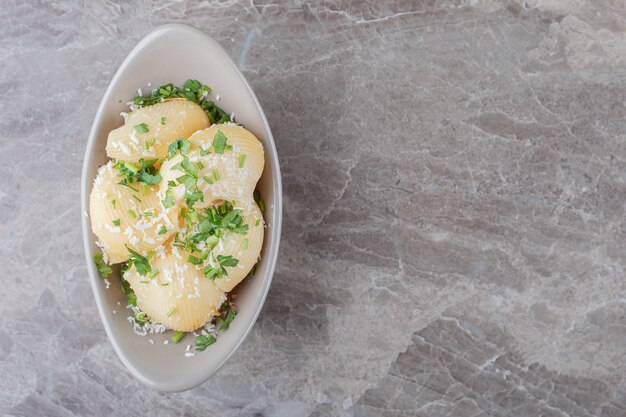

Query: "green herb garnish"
<box><xmin>218</xmin><ymin>302</ymin><xmax>237</xmax><ymax>331</ymax></box>
<box><xmin>204</xmin><ymin>255</ymin><xmax>239</xmax><ymax>280</ymax></box>
<box><xmin>126</xmin><ymin>246</ymin><xmax>152</xmax><ymax>276</ymax></box>
<box><xmin>131</xmin><ymin>80</ymin><xmax>230</xmax><ymax>124</ymax></box>
<box><xmin>117</xmin><ymin>179</ymin><xmax>139</xmax><ymax>192</ymax></box>
<box><xmin>187</xmin><ymin>254</ymin><xmax>203</xmax><ymax>265</ymax></box>
<box><xmin>238</xmin><ymin>154</ymin><xmax>247</xmax><ymax>168</ymax></box>
<box><xmin>161</xmin><ymin>116</ymin><xmax>166</xmax><ymax>125</ymax></box>
<box><xmin>135</xmin><ymin>311</ymin><xmax>148</xmax><ymax>325</ymax></box>
<box><xmin>162</xmin><ymin>188</ymin><xmax>175</xmax><ymax>208</ymax></box>
<box><xmin>158</xmin><ymin>225</ymin><xmax>167</xmax><ymax>235</ymax></box>
<box><xmin>253</xmin><ymin>190</ymin><xmax>265</xmax><ymax>213</ymax></box>
<box><xmin>195</xmin><ymin>333</ymin><xmax>217</xmax><ymax>351</ymax></box>
<box><xmin>94</xmin><ymin>253</ymin><xmax>112</xmax><ymax>277</ymax></box>
<box><xmin>114</xmin><ymin>158</ymin><xmax>161</xmax><ymax>187</ymax></box>
<box><xmin>127</xmin><ymin>292</ymin><xmax>137</xmax><ymax>306</ymax></box>
<box><xmin>212</xmin><ymin>130</ymin><xmax>228</xmax><ymax>154</ymax></box>
<box><xmin>133</xmin><ymin>123</ymin><xmax>149</xmax><ymax>133</ymax></box>
<box><xmin>113</xmin><ymin>219</ymin><xmax>121</xmax><ymax>226</ymax></box>
<box><xmin>171</xmin><ymin>331</ymin><xmax>185</xmax><ymax>343</ymax></box>
<box><xmin>166</xmin><ymin>307</ymin><xmax>176</xmax><ymax>317</ymax></box>
<box><xmin>185</xmin><ymin>189</ymin><xmax>204</xmax><ymax>210</ymax></box>
<box><xmin>168</xmin><ymin>137</ymin><xmax>191</xmax><ymax>158</ymax></box>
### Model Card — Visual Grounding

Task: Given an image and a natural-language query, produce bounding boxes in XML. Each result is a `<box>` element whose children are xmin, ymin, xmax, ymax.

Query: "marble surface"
<box><xmin>1</xmin><ymin>1</ymin><xmax>625</xmax><ymax>415</ymax></box>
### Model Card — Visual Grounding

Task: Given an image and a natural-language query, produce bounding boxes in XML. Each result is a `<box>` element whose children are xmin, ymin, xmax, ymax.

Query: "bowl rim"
<box><xmin>80</xmin><ymin>23</ymin><xmax>282</xmax><ymax>391</ymax></box>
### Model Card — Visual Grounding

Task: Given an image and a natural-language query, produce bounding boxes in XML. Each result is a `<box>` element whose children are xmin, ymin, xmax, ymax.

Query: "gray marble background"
<box><xmin>1</xmin><ymin>1</ymin><xmax>625</xmax><ymax>416</ymax></box>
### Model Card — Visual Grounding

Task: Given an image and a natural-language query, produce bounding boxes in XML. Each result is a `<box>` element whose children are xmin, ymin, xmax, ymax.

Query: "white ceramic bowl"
<box><xmin>81</xmin><ymin>24</ymin><xmax>282</xmax><ymax>392</ymax></box>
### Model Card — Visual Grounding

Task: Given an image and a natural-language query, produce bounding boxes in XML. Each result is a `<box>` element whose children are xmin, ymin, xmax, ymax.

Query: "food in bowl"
<box><xmin>89</xmin><ymin>80</ymin><xmax>265</xmax><ymax>353</ymax></box>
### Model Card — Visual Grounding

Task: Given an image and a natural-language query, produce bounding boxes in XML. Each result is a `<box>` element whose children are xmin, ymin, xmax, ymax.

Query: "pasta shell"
<box><xmin>159</xmin><ymin>125</ymin><xmax>264</xmax><ymax>212</ymax></box>
<box><xmin>106</xmin><ymin>99</ymin><xmax>210</xmax><ymax>162</ymax></box>
<box><xmin>212</xmin><ymin>202</ymin><xmax>264</xmax><ymax>293</ymax></box>
<box><xmin>89</xmin><ymin>161</ymin><xmax>180</xmax><ymax>264</ymax></box>
<box><xmin>124</xmin><ymin>245</ymin><xmax>226</xmax><ymax>332</ymax></box>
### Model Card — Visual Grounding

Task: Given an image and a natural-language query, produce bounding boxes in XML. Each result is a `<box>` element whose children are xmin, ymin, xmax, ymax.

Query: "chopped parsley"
<box><xmin>170</xmin><ymin>154</ymin><xmax>205</xmax><ymax>211</ymax></box>
<box><xmin>204</xmin><ymin>255</ymin><xmax>239</xmax><ymax>280</ymax></box>
<box><xmin>120</xmin><ymin>274</ymin><xmax>137</xmax><ymax>306</ymax></box>
<box><xmin>126</xmin><ymin>246</ymin><xmax>152</xmax><ymax>276</ymax></box>
<box><xmin>217</xmin><ymin>301</ymin><xmax>237</xmax><ymax>331</ymax></box>
<box><xmin>213</xmin><ymin>168</ymin><xmax>220</xmax><ymax>181</ymax></box>
<box><xmin>128</xmin><ymin>209</ymin><xmax>137</xmax><ymax>219</ymax></box>
<box><xmin>168</xmin><ymin>137</ymin><xmax>191</xmax><ymax>158</ymax></box>
<box><xmin>171</xmin><ymin>203</ymin><xmax>247</xmax><ymax>271</ymax></box>
<box><xmin>137</xmin><ymin>170</ymin><xmax>161</xmax><ymax>186</ymax></box>
<box><xmin>135</xmin><ymin>311</ymin><xmax>148</xmax><ymax>325</ymax></box>
<box><xmin>187</xmin><ymin>254</ymin><xmax>203</xmax><ymax>265</ymax></box>
<box><xmin>161</xmin><ymin>116</ymin><xmax>166</xmax><ymax>125</ymax></box>
<box><xmin>238</xmin><ymin>154</ymin><xmax>247</xmax><ymax>168</ymax></box>
<box><xmin>243</xmin><ymin>238</ymin><xmax>248</xmax><ymax>250</ymax></box>
<box><xmin>195</xmin><ymin>333</ymin><xmax>216</xmax><ymax>351</ymax></box>
<box><xmin>171</xmin><ymin>331</ymin><xmax>185</xmax><ymax>343</ymax></box>
<box><xmin>94</xmin><ymin>253</ymin><xmax>112</xmax><ymax>277</ymax></box>
<box><xmin>162</xmin><ymin>188</ymin><xmax>175</xmax><ymax>208</ymax></box>
<box><xmin>185</xmin><ymin>189</ymin><xmax>204</xmax><ymax>210</ymax></box>
<box><xmin>254</xmin><ymin>189</ymin><xmax>265</xmax><ymax>213</ymax></box>
<box><xmin>131</xmin><ymin>80</ymin><xmax>230</xmax><ymax>124</ymax></box>
<box><xmin>166</xmin><ymin>307</ymin><xmax>176</xmax><ymax>317</ymax></box>
<box><xmin>117</xmin><ymin>179</ymin><xmax>139</xmax><ymax>192</ymax></box>
<box><xmin>133</xmin><ymin>123</ymin><xmax>149</xmax><ymax>133</ymax></box>
<box><xmin>212</xmin><ymin>130</ymin><xmax>228</xmax><ymax>154</ymax></box>
<box><xmin>193</xmin><ymin>202</ymin><xmax>248</xmax><ymax>242</ymax></box>
<box><xmin>112</xmin><ymin>218</ymin><xmax>121</xmax><ymax>226</ymax></box>
<box><xmin>114</xmin><ymin>158</ymin><xmax>162</xmax><ymax>187</ymax></box>
<box><xmin>111</xmin><ymin>199</ymin><xmax>116</xmax><ymax>209</ymax></box>
<box><xmin>158</xmin><ymin>225</ymin><xmax>167</xmax><ymax>235</ymax></box>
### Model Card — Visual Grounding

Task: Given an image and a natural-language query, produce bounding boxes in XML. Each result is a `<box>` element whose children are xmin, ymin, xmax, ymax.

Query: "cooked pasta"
<box><xmin>107</xmin><ymin>99</ymin><xmax>210</xmax><ymax>163</ymax></box>
<box><xmin>212</xmin><ymin>203</ymin><xmax>264</xmax><ymax>293</ymax></box>
<box><xmin>90</xmin><ymin>79</ymin><xmax>266</xmax><ymax>345</ymax></box>
<box><xmin>124</xmin><ymin>244</ymin><xmax>227</xmax><ymax>332</ymax></box>
<box><xmin>159</xmin><ymin>124</ymin><xmax>265</xmax><ymax>211</ymax></box>
<box><xmin>89</xmin><ymin>161</ymin><xmax>180</xmax><ymax>264</ymax></box>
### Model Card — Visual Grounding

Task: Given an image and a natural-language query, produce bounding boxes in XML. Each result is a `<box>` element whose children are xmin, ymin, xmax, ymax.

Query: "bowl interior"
<box><xmin>81</xmin><ymin>24</ymin><xmax>281</xmax><ymax>392</ymax></box>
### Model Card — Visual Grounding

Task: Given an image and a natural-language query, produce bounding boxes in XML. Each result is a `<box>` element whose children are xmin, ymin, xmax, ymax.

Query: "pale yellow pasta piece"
<box><xmin>106</xmin><ymin>99</ymin><xmax>210</xmax><ymax>163</ymax></box>
<box><xmin>89</xmin><ymin>161</ymin><xmax>180</xmax><ymax>264</ymax></box>
<box><xmin>124</xmin><ymin>246</ymin><xmax>226</xmax><ymax>332</ymax></box>
<box><xmin>212</xmin><ymin>203</ymin><xmax>264</xmax><ymax>293</ymax></box>
<box><xmin>159</xmin><ymin>125</ymin><xmax>264</xmax><ymax>211</ymax></box>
